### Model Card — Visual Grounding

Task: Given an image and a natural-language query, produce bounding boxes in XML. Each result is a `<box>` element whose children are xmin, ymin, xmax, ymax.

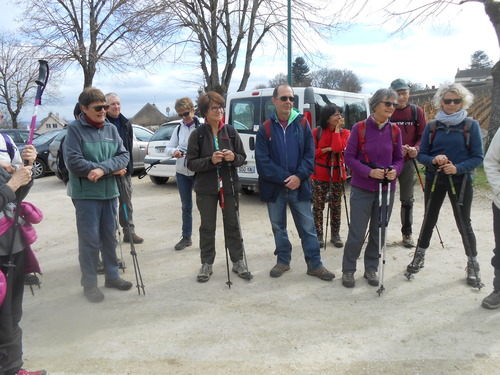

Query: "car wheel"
<box><xmin>32</xmin><ymin>158</ymin><xmax>46</xmax><ymax>179</ymax></box>
<box><xmin>241</xmin><ymin>187</ymin><xmax>255</xmax><ymax>195</ymax></box>
<box><xmin>150</xmin><ymin>175</ymin><xmax>169</xmax><ymax>185</ymax></box>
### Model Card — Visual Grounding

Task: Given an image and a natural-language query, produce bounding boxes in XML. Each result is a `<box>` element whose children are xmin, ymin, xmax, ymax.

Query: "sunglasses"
<box><xmin>178</xmin><ymin>111</ymin><xmax>190</xmax><ymax>117</ymax></box>
<box><xmin>91</xmin><ymin>105</ymin><xmax>110</xmax><ymax>112</ymax></box>
<box><xmin>443</xmin><ymin>98</ymin><xmax>462</xmax><ymax>105</ymax></box>
<box><xmin>382</xmin><ymin>102</ymin><xmax>398</xmax><ymax>108</ymax></box>
<box><xmin>278</xmin><ymin>96</ymin><xmax>295</xmax><ymax>102</ymax></box>
<box><xmin>209</xmin><ymin>106</ymin><xmax>224</xmax><ymax>112</ymax></box>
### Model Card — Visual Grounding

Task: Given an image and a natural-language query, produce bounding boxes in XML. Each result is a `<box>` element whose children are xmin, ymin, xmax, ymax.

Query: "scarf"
<box><xmin>435</xmin><ymin>109</ymin><xmax>468</xmax><ymax>127</ymax></box>
<box><xmin>84</xmin><ymin>115</ymin><xmax>104</xmax><ymax>129</ymax></box>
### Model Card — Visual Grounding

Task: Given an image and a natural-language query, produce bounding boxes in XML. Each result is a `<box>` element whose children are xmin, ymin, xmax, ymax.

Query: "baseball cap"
<box><xmin>390</xmin><ymin>78</ymin><xmax>409</xmax><ymax>91</ymax></box>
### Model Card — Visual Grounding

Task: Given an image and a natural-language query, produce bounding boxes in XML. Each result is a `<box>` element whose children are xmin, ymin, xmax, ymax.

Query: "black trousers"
<box><xmin>418</xmin><ymin>176</ymin><xmax>477</xmax><ymax>257</ymax></box>
<box><xmin>0</xmin><ymin>251</ymin><xmax>25</xmax><ymax>375</ymax></box>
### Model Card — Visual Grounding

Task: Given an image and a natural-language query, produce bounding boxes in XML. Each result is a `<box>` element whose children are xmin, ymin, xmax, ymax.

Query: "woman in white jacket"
<box><xmin>166</xmin><ymin>97</ymin><xmax>201</xmax><ymax>251</ymax></box>
<box><xmin>483</xmin><ymin>128</ymin><xmax>500</xmax><ymax>309</ymax></box>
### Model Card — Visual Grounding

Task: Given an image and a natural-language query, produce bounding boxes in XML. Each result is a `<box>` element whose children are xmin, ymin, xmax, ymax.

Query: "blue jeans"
<box><xmin>176</xmin><ymin>172</ymin><xmax>195</xmax><ymax>237</ymax></box>
<box><xmin>73</xmin><ymin>198</ymin><xmax>120</xmax><ymax>287</ymax></box>
<box><xmin>267</xmin><ymin>188</ymin><xmax>323</xmax><ymax>270</ymax></box>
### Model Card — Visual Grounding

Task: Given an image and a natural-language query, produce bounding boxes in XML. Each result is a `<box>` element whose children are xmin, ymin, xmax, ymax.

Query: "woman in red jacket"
<box><xmin>311</xmin><ymin>104</ymin><xmax>350</xmax><ymax>248</ymax></box>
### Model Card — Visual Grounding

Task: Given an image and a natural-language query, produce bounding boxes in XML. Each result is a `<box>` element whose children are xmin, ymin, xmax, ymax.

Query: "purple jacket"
<box><xmin>345</xmin><ymin>116</ymin><xmax>404</xmax><ymax>191</ymax></box>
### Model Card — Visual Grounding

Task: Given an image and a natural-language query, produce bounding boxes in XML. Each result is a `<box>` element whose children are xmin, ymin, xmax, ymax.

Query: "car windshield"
<box><xmin>32</xmin><ymin>130</ymin><xmax>61</xmax><ymax>146</ymax></box>
<box><xmin>151</xmin><ymin>124</ymin><xmax>177</xmax><ymax>141</ymax></box>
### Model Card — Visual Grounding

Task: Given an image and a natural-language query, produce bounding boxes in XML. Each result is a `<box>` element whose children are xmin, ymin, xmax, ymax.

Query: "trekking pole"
<box><xmin>404</xmin><ymin>171</ymin><xmax>440</xmax><ymax>280</ymax></box>
<box><xmin>377</xmin><ymin>167</ymin><xmax>392</xmax><ymax>296</ymax></box>
<box><xmin>412</xmin><ymin>159</ymin><xmax>444</xmax><ymax>248</ymax></box>
<box><xmin>323</xmin><ymin>153</ymin><xmax>334</xmax><ymax>251</ymax></box>
<box><xmin>214</xmin><ymin>137</ymin><xmax>232</xmax><ymax>289</ymax></box>
<box><xmin>226</xmin><ymin>163</ymin><xmax>253</xmax><ymax>280</ymax></box>
<box><xmin>115</xmin><ymin>216</ymin><xmax>126</xmax><ymax>273</ymax></box>
<box><xmin>447</xmin><ymin>174</ymin><xmax>484</xmax><ymax>290</ymax></box>
<box><xmin>116</xmin><ymin>176</ymin><xmax>145</xmax><ymax>295</ymax></box>
<box><xmin>337</xmin><ymin>153</ymin><xmax>350</xmax><ymax>228</ymax></box>
<box><xmin>5</xmin><ymin>60</ymin><xmax>48</xmax><ymax>290</ymax></box>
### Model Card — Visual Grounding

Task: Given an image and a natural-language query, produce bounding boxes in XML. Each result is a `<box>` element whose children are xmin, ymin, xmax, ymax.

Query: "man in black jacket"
<box><xmin>105</xmin><ymin>93</ymin><xmax>144</xmax><ymax>244</ymax></box>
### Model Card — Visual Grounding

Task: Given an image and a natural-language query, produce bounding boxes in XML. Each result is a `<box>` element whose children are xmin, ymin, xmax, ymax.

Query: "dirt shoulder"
<box><xmin>19</xmin><ymin>175</ymin><xmax>500</xmax><ymax>375</ymax></box>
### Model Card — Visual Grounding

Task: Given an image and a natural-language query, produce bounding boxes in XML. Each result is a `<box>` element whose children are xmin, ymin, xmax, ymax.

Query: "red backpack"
<box><xmin>263</xmin><ymin>117</ymin><xmax>308</xmax><ymax>140</ymax></box>
<box><xmin>357</xmin><ymin>120</ymin><xmax>399</xmax><ymax>164</ymax></box>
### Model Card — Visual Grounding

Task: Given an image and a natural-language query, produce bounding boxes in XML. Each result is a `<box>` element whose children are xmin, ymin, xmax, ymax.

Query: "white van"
<box><xmin>225</xmin><ymin>86</ymin><xmax>370</xmax><ymax>193</ymax></box>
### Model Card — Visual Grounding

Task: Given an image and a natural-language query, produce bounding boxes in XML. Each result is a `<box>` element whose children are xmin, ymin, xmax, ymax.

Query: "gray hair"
<box><xmin>433</xmin><ymin>82</ymin><xmax>474</xmax><ymax>110</ymax></box>
<box><xmin>105</xmin><ymin>92</ymin><xmax>120</xmax><ymax>101</ymax></box>
<box><xmin>369</xmin><ymin>88</ymin><xmax>397</xmax><ymax>112</ymax></box>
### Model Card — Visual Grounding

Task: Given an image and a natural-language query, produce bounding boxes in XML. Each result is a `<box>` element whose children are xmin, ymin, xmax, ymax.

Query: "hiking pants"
<box><xmin>398</xmin><ymin>159</ymin><xmax>415</xmax><ymax>236</ymax></box>
<box><xmin>117</xmin><ymin>174</ymin><xmax>135</xmax><ymax>235</ymax></box>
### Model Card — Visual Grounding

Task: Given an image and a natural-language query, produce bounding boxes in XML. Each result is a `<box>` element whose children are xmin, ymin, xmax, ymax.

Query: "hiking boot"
<box><xmin>466</xmin><ymin>260</ymin><xmax>481</xmax><ymax>286</ymax></box>
<box><xmin>364</xmin><ymin>271</ymin><xmax>379</xmax><ymax>286</ymax></box>
<box><xmin>330</xmin><ymin>234</ymin><xmax>343</xmax><ymax>248</ymax></box>
<box><xmin>17</xmin><ymin>369</ymin><xmax>48</xmax><ymax>375</ymax></box>
<box><xmin>104</xmin><ymin>277</ymin><xmax>133</xmax><ymax>291</ymax></box>
<box><xmin>406</xmin><ymin>251</ymin><xmax>425</xmax><ymax>274</ymax></box>
<box><xmin>197</xmin><ymin>263</ymin><xmax>213</xmax><ymax>282</ymax></box>
<box><xmin>269</xmin><ymin>263</ymin><xmax>290</xmax><ymax>278</ymax></box>
<box><xmin>123</xmin><ymin>232</ymin><xmax>144</xmax><ymax>244</ymax></box>
<box><xmin>83</xmin><ymin>286</ymin><xmax>104</xmax><ymax>303</ymax></box>
<box><xmin>97</xmin><ymin>258</ymin><xmax>105</xmax><ymax>274</ymax></box>
<box><xmin>174</xmin><ymin>236</ymin><xmax>192</xmax><ymax>251</ymax></box>
<box><xmin>232</xmin><ymin>260</ymin><xmax>253</xmax><ymax>280</ymax></box>
<box><xmin>24</xmin><ymin>273</ymin><xmax>40</xmax><ymax>286</ymax></box>
<box><xmin>342</xmin><ymin>272</ymin><xmax>355</xmax><ymax>288</ymax></box>
<box><xmin>402</xmin><ymin>234</ymin><xmax>415</xmax><ymax>248</ymax></box>
<box><xmin>482</xmin><ymin>290</ymin><xmax>500</xmax><ymax>309</ymax></box>
<box><xmin>307</xmin><ymin>266</ymin><xmax>335</xmax><ymax>281</ymax></box>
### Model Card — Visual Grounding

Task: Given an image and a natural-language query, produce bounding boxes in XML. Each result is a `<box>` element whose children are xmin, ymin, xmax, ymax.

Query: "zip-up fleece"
<box><xmin>64</xmin><ymin>116</ymin><xmax>129</xmax><ymax>200</ymax></box>
<box><xmin>255</xmin><ymin>109</ymin><xmax>314</xmax><ymax>202</ymax></box>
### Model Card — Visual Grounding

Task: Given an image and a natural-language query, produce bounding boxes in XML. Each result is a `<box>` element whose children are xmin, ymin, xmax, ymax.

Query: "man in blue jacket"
<box><xmin>255</xmin><ymin>84</ymin><xmax>335</xmax><ymax>280</ymax></box>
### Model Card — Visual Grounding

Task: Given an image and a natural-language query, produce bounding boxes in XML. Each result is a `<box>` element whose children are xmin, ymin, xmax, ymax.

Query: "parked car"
<box><xmin>0</xmin><ymin>129</ymin><xmax>40</xmax><ymax>146</ymax></box>
<box><xmin>143</xmin><ymin>120</ymin><xmax>182</xmax><ymax>185</ymax></box>
<box><xmin>19</xmin><ymin>129</ymin><xmax>63</xmax><ymax>178</ymax></box>
<box><xmin>49</xmin><ymin>124</ymin><xmax>153</xmax><ymax>180</ymax></box>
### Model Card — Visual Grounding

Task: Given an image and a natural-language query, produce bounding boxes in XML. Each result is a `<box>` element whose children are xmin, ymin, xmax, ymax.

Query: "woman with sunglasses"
<box><xmin>64</xmin><ymin>87</ymin><xmax>132</xmax><ymax>303</ymax></box>
<box><xmin>166</xmin><ymin>97</ymin><xmax>201</xmax><ymax>251</ymax></box>
<box><xmin>341</xmin><ymin>88</ymin><xmax>404</xmax><ymax>288</ymax></box>
<box><xmin>311</xmin><ymin>104</ymin><xmax>350</xmax><ymax>248</ymax></box>
<box><xmin>186</xmin><ymin>91</ymin><xmax>251</xmax><ymax>283</ymax></box>
<box><xmin>407</xmin><ymin>82</ymin><xmax>484</xmax><ymax>286</ymax></box>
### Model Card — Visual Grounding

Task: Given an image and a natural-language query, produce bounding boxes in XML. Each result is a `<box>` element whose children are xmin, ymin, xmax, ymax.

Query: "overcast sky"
<box><xmin>1</xmin><ymin>0</ymin><xmax>498</xmax><ymax>125</ymax></box>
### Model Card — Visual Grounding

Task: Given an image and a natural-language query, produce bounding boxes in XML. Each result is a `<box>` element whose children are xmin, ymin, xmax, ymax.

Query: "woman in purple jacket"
<box><xmin>341</xmin><ymin>88</ymin><xmax>404</xmax><ymax>288</ymax></box>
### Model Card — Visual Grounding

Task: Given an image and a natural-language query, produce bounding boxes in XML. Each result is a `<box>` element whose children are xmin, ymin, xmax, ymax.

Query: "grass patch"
<box><xmin>473</xmin><ymin>164</ymin><xmax>491</xmax><ymax>191</ymax></box>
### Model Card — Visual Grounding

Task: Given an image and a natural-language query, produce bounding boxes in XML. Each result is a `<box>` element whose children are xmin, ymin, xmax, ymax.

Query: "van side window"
<box><xmin>344</xmin><ymin>98</ymin><xmax>368</xmax><ymax>130</ymax></box>
<box><xmin>229</xmin><ymin>98</ymin><xmax>261</xmax><ymax>133</ymax></box>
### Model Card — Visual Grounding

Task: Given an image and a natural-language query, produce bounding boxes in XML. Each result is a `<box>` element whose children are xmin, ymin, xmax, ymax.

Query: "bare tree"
<box><xmin>168</xmin><ymin>0</ymin><xmax>367</xmax><ymax>94</ymax></box>
<box><xmin>381</xmin><ymin>0</ymin><xmax>500</xmax><ymax>148</ymax></box>
<box><xmin>0</xmin><ymin>33</ymin><xmax>39</xmax><ymax>128</ymax></box>
<box><xmin>268</xmin><ymin>73</ymin><xmax>288</xmax><ymax>88</ymax></box>
<box><xmin>311</xmin><ymin>68</ymin><xmax>362</xmax><ymax>93</ymax></box>
<box><xmin>407</xmin><ymin>81</ymin><xmax>425</xmax><ymax>93</ymax></box>
<box><xmin>15</xmin><ymin>0</ymin><xmax>175</xmax><ymax>88</ymax></box>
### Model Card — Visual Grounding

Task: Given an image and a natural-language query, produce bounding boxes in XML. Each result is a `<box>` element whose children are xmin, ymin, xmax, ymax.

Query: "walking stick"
<box><xmin>412</xmin><ymin>159</ymin><xmax>444</xmax><ymax>248</ymax></box>
<box><xmin>214</xmin><ymin>136</ymin><xmax>232</xmax><ymax>289</ymax></box>
<box><xmin>116</xmin><ymin>176</ymin><xmax>145</xmax><ymax>295</ymax></box>
<box><xmin>447</xmin><ymin>175</ymin><xmax>484</xmax><ymax>290</ymax></box>
<box><xmin>323</xmin><ymin>152</ymin><xmax>334</xmax><ymax>251</ymax></box>
<box><xmin>226</xmin><ymin>163</ymin><xmax>253</xmax><ymax>280</ymax></box>
<box><xmin>4</xmin><ymin>60</ymin><xmax>48</xmax><ymax>295</ymax></box>
<box><xmin>404</xmin><ymin>171</ymin><xmax>440</xmax><ymax>280</ymax></box>
<box><xmin>377</xmin><ymin>168</ymin><xmax>392</xmax><ymax>296</ymax></box>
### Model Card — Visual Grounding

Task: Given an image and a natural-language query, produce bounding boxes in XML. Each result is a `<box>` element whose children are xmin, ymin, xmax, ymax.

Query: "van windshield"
<box><xmin>314</xmin><ymin>93</ymin><xmax>368</xmax><ymax>130</ymax></box>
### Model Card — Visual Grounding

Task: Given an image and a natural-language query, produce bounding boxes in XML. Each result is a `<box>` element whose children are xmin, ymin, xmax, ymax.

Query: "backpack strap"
<box><xmin>357</xmin><ymin>121</ymin><xmax>399</xmax><ymax>164</ymax></box>
<box><xmin>428</xmin><ymin>118</ymin><xmax>473</xmax><ymax>152</ymax></box>
<box><xmin>410</xmin><ymin>104</ymin><xmax>419</xmax><ymax>143</ymax></box>
<box><xmin>197</xmin><ymin>123</ymin><xmax>236</xmax><ymax>152</ymax></box>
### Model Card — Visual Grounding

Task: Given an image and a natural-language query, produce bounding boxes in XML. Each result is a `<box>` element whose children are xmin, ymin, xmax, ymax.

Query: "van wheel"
<box><xmin>150</xmin><ymin>176</ymin><xmax>169</xmax><ymax>185</ymax></box>
<box><xmin>241</xmin><ymin>187</ymin><xmax>255</xmax><ymax>195</ymax></box>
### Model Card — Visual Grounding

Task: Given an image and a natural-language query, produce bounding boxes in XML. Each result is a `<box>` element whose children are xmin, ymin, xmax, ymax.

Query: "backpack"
<box><xmin>428</xmin><ymin>118</ymin><xmax>474</xmax><ymax>152</ymax></box>
<box><xmin>0</xmin><ymin>133</ymin><xmax>16</xmax><ymax>162</ymax></box>
<box><xmin>357</xmin><ymin>120</ymin><xmax>400</xmax><ymax>164</ymax></box>
<box><xmin>263</xmin><ymin>116</ymin><xmax>309</xmax><ymax>141</ymax></box>
<box><xmin>57</xmin><ymin>135</ymin><xmax>69</xmax><ymax>184</ymax></box>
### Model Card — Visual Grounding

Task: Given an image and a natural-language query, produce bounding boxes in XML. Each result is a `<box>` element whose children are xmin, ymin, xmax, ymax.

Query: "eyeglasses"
<box><xmin>178</xmin><ymin>111</ymin><xmax>190</xmax><ymax>117</ymax></box>
<box><xmin>332</xmin><ymin>113</ymin><xmax>343</xmax><ymax>117</ymax></box>
<box><xmin>209</xmin><ymin>106</ymin><xmax>224</xmax><ymax>112</ymax></box>
<box><xmin>381</xmin><ymin>102</ymin><xmax>398</xmax><ymax>108</ymax></box>
<box><xmin>278</xmin><ymin>96</ymin><xmax>295</xmax><ymax>102</ymax></box>
<box><xmin>91</xmin><ymin>105</ymin><xmax>110</xmax><ymax>112</ymax></box>
<box><xmin>443</xmin><ymin>98</ymin><xmax>462</xmax><ymax>105</ymax></box>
